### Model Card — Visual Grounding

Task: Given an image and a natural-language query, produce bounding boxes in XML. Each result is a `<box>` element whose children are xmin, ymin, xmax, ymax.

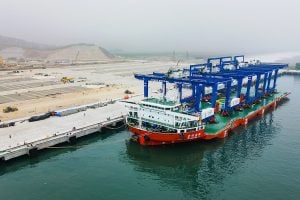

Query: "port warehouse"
<box><xmin>0</xmin><ymin>55</ymin><xmax>291</xmax><ymax>160</ymax></box>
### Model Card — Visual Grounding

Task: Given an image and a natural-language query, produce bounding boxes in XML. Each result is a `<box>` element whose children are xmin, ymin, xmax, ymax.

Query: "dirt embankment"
<box><xmin>0</xmin><ymin>85</ymin><xmax>141</xmax><ymax>121</ymax></box>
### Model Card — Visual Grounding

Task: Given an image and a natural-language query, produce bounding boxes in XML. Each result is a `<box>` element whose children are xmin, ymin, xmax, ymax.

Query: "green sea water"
<box><xmin>0</xmin><ymin>75</ymin><xmax>299</xmax><ymax>200</ymax></box>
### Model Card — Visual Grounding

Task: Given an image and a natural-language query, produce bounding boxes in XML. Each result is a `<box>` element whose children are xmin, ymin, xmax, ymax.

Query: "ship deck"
<box><xmin>204</xmin><ymin>92</ymin><xmax>285</xmax><ymax>134</ymax></box>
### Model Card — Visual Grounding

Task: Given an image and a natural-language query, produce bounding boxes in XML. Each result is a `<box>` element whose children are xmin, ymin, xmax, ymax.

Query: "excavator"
<box><xmin>61</xmin><ymin>77</ymin><xmax>75</xmax><ymax>83</ymax></box>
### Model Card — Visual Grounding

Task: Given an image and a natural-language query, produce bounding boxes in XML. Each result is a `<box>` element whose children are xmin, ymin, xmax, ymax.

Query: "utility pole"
<box><xmin>186</xmin><ymin>51</ymin><xmax>189</xmax><ymax>60</ymax></box>
<box><xmin>172</xmin><ymin>50</ymin><xmax>176</xmax><ymax>61</ymax></box>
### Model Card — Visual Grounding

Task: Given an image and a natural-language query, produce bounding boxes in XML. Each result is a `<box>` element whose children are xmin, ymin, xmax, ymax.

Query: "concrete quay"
<box><xmin>0</xmin><ymin>102</ymin><xmax>128</xmax><ymax>161</ymax></box>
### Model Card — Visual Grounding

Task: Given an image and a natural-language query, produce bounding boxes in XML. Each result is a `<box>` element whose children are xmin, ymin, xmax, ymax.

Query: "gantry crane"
<box><xmin>134</xmin><ymin>55</ymin><xmax>287</xmax><ymax>119</ymax></box>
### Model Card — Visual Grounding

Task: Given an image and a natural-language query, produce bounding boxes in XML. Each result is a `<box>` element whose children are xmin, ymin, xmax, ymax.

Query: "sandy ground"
<box><xmin>0</xmin><ymin>85</ymin><xmax>141</xmax><ymax>121</ymax></box>
<box><xmin>0</xmin><ymin>60</ymin><xmax>176</xmax><ymax>121</ymax></box>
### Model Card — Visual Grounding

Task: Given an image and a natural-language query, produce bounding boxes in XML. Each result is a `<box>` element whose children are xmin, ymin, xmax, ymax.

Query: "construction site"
<box><xmin>0</xmin><ymin>45</ymin><xmax>183</xmax><ymax>160</ymax></box>
<box><xmin>0</xmin><ymin>36</ymin><xmax>184</xmax><ymax>121</ymax></box>
<box><xmin>0</xmin><ymin>59</ymin><xmax>179</xmax><ymax>121</ymax></box>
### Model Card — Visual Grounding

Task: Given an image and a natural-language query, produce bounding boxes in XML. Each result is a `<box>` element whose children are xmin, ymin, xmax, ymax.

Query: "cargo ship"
<box><xmin>121</xmin><ymin>55</ymin><xmax>290</xmax><ymax>145</ymax></box>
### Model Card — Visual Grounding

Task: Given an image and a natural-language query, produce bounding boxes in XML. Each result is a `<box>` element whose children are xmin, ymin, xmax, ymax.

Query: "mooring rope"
<box><xmin>45</xmin><ymin>146</ymin><xmax>79</xmax><ymax>149</ymax></box>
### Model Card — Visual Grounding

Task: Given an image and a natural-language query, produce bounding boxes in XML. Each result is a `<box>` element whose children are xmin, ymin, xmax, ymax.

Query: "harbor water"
<box><xmin>0</xmin><ymin>75</ymin><xmax>299</xmax><ymax>200</ymax></box>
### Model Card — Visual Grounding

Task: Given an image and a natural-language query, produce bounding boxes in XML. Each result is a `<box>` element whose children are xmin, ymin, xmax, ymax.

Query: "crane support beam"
<box><xmin>224</xmin><ymin>80</ymin><xmax>232</xmax><ymax>111</ymax></box>
<box><xmin>144</xmin><ymin>79</ymin><xmax>149</xmax><ymax>97</ymax></box>
<box><xmin>195</xmin><ymin>84</ymin><xmax>202</xmax><ymax>112</ymax></box>
<box><xmin>245</xmin><ymin>76</ymin><xmax>253</xmax><ymax>104</ymax></box>
<box><xmin>177</xmin><ymin>83</ymin><xmax>183</xmax><ymax>103</ymax></box>
<box><xmin>162</xmin><ymin>81</ymin><xmax>167</xmax><ymax>98</ymax></box>
<box><xmin>266</xmin><ymin>71</ymin><xmax>272</xmax><ymax>93</ymax></box>
<box><xmin>211</xmin><ymin>83</ymin><xmax>218</xmax><ymax>108</ymax></box>
<box><xmin>236</xmin><ymin>78</ymin><xmax>243</xmax><ymax>98</ymax></box>
<box><xmin>255</xmin><ymin>74</ymin><xmax>262</xmax><ymax>98</ymax></box>
<box><xmin>262</xmin><ymin>72</ymin><xmax>268</xmax><ymax>94</ymax></box>
<box><xmin>272</xmin><ymin>69</ymin><xmax>279</xmax><ymax>91</ymax></box>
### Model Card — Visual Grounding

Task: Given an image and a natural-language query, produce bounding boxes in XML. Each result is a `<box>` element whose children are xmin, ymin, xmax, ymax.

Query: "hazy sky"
<box><xmin>0</xmin><ymin>0</ymin><xmax>299</xmax><ymax>53</ymax></box>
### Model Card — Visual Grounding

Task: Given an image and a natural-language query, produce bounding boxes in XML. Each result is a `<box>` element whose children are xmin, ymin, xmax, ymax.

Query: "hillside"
<box><xmin>46</xmin><ymin>44</ymin><xmax>114</xmax><ymax>63</ymax></box>
<box><xmin>0</xmin><ymin>35</ymin><xmax>51</xmax><ymax>50</ymax></box>
<box><xmin>0</xmin><ymin>35</ymin><xmax>114</xmax><ymax>63</ymax></box>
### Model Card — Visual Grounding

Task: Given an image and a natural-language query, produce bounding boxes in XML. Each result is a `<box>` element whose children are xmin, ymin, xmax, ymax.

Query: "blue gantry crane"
<box><xmin>134</xmin><ymin>55</ymin><xmax>288</xmax><ymax>119</ymax></box>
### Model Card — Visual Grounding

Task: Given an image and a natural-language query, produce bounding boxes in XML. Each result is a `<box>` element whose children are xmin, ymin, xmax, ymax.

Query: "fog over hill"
<box><xmin>0</xmin><ymin>35</ymin><xmax>114</xmax><ymax>62</ymax></box>
<box><xmin>0</xmin><ymin>35</ymin><xmax>51</xmax><ymax>50</ymax></box>
<box><xmin>0</xmin><ymin>35</ymin><xmax>299</xmax><ymax>66</ymax></box>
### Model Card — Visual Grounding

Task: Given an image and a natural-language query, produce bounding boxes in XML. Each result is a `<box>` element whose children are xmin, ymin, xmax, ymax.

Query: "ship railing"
<box><xmin>140</xmin><ymin>117</ymin><xmax>202</xmax><ymax>130</ymax></box>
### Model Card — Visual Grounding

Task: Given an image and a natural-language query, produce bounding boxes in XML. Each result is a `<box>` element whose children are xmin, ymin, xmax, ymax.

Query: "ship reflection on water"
<box><xmin>125</xmin><ymin>112</ymin><xmax>279</xmax><ymax>197</ymax></box>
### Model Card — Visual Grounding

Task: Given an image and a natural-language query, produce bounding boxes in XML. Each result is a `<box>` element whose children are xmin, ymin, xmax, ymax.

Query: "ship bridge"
<box><xmin>140</xmin><ymin>98</ymin><xmax>180</xmax><ymax>110</ymax></box>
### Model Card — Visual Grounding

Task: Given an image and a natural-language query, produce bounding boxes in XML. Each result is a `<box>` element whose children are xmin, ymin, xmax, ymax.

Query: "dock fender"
<box><xmin>224</xmin><ymin>130</ymin><xmax>228</xmax><ymax>137</ymax></box>
<box><xmin>229</xmin><ymin>120</ymin><xmax>234</xmax><ymax>129</ymax></box>
<box><xmin>230</xmin><ymin>122</ymin><xmax>234</xmax><ymax>130</ymax></box>
<box><xmin>28</xmin><ymin>147</ymin><xmax>38</xmax><ymax>157</ymax></box>
<box><xmin>138</xmin><ymin>135</ymin><xmax>145</xmax><ymax>145</ymax></box>
<box><xmin>244</xmin><ymin>118</ymin><xmax>248</xmax><ymax>125</ymax></box>
<box><xmin>144</xmin><ymin>135</ymin><xmax>150</xmax><ymax>142</ymax></box>
<box><xmin>180</xmin><ymin>132</ymin><xmax>184</xmax><ymax>140</ymax></box>
<box><xmin>131</xmin><ymin>134</ymin><xmax>139</xmax><ymax>142</ymax></box>
<box><xmin>69</xmin><ymin>135</ymin><xmax>77</xmax><ymax>144</ymax></box>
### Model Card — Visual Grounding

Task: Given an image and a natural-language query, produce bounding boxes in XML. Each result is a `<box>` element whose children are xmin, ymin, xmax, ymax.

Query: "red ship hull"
<box><xmin>128</xmin><ymin>92</ymin><xmax>290</xmax><ymax>146</ymax></box>
<box><xmin>128</xmin><ymin>125</ymin><xmax>206</xmax><ymax>145</ymax></box>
